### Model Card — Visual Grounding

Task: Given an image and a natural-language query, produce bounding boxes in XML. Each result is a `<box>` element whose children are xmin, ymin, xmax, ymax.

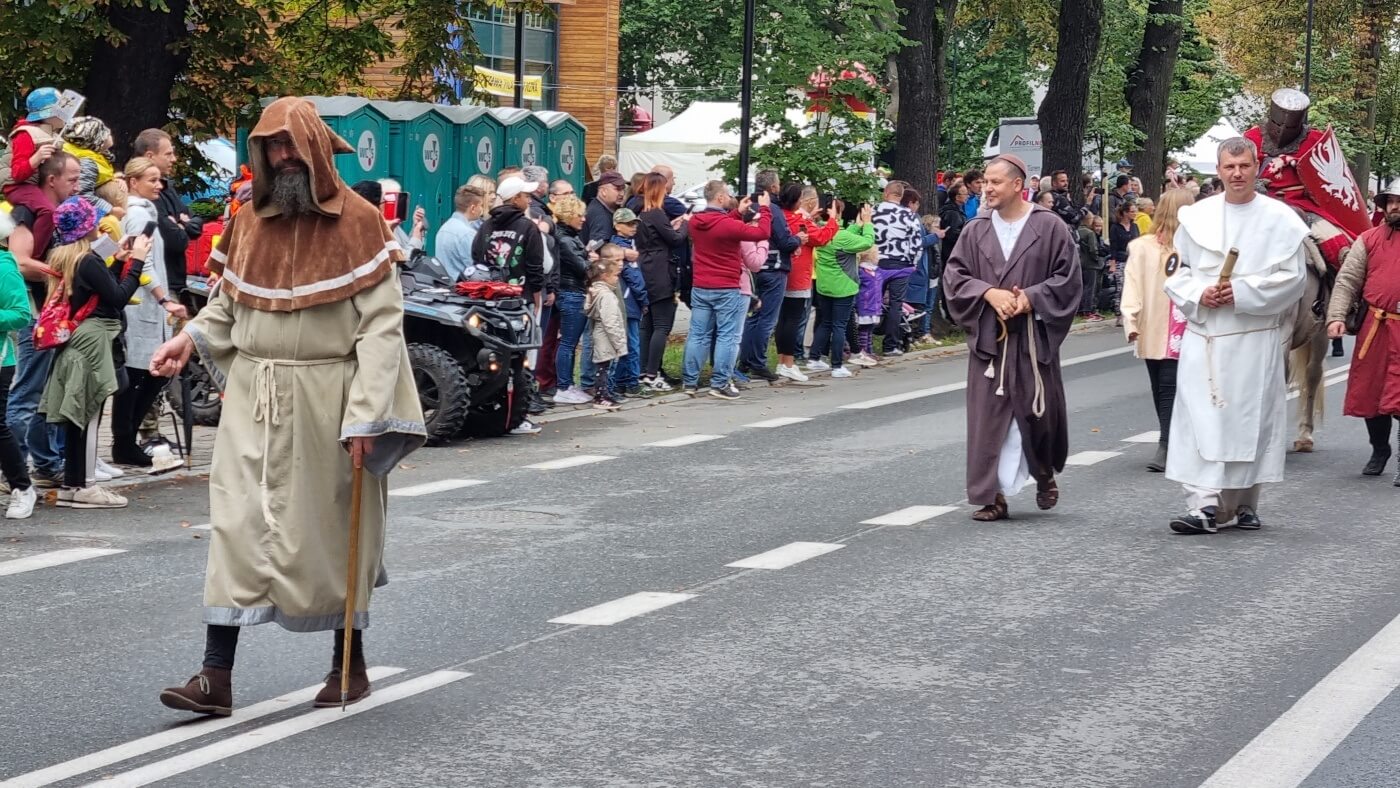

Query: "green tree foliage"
<box><xmin>940</xmin><ymin>19</ymin><xmax>1035</xmax><ymax>172</ymax></box>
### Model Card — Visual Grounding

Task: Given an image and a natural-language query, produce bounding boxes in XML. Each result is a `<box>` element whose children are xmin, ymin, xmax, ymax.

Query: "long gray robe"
<box><xmin>943</xmin><ymin>205</ymin><xmax>1082</xmax><ymax>505</ymax></box>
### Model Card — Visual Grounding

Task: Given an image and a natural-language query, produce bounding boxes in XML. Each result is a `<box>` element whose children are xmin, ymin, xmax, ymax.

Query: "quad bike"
<box><xmin>173</xmin><ymin>255</ymin><xmax>540</xmax><ymax>445</ymax></box>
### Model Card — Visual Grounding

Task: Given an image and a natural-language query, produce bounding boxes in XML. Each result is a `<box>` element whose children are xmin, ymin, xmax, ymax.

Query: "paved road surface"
<box><xmin>2</xmin><ymin>328</ymin><xmax>1397</xmax><ymax>787</ymax></box>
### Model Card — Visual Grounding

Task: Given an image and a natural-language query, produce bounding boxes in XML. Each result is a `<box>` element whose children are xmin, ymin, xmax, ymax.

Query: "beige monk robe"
<box><xmin>185</xmin><ymin>270</ymin><xmax>426</xmax><ymax>631</ymax></box>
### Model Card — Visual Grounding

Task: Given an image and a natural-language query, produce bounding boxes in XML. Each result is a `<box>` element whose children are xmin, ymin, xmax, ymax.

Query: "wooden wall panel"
<box><xmin>556</xmin><ymin>0</ymin><xmax>620</xmax><ymax>177</ymax></box>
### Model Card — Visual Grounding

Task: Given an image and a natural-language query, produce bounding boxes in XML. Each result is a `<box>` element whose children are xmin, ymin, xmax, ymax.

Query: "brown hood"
<box><xmin>209</xmin><ymin>96</ymin><xmax>403</xmax><ymax>312</ymax></box>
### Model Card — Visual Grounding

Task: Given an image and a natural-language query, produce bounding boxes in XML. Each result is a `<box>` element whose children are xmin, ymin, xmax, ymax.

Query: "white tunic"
<box><xmin>991</xmin><ymin>208</ymin><xmax>1032</xmax><ymax>495</ymax></box>
<box><xmin>1164</xmin><ymin>193</ymin><xmax>1308</xmax><ymax>490</ymax></box>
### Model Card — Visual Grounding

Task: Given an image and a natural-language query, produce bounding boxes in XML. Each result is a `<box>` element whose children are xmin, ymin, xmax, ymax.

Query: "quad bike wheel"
<box><xmin>408</xmin><ymin>342</ymin><xmax>471</xmax><ymax>445</ymax></box>
<box><xmin>164</xmin><ymin>357</ymin><xmax>224</xmax><ymax>426</ymax></box>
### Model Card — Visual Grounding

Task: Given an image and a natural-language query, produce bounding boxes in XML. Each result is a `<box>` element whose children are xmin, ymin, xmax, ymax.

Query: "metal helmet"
<box><xmin>1376</xmin><ymin>181</ymin><xmax>1400</xmax><ymax>209</ymax></box>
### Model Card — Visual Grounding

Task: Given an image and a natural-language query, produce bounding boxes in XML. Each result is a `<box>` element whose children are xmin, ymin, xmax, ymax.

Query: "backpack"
<box><xmin>0</xmin><ymin>125</ymin><xmax>58</xmax><ymax>192</ymax></box>
<box><xmin>33</xmin><ymin>264</ymin><xmax>97</xmax><ymax>351</ymax></box>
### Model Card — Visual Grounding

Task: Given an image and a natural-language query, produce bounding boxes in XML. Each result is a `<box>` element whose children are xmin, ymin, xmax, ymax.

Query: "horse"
<box><xmin>1286</xmin><ymin>237</ymin><xmax>1332</xmax><ymax>453</ymax></box>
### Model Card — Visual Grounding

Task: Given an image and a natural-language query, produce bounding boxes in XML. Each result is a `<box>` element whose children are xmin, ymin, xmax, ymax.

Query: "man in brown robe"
<box><xmin>943</xmin><ymin>155</ymin><xmax>1082</xmax><ymax>520</ymax></box>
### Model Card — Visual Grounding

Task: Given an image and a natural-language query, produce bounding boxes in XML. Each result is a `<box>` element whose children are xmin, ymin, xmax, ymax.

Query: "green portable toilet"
<box><xmin>535</xmin><ymin>111</ymin><xmax>588</xmax><ymax>194</ymax></box>
<box><xmin>437</xmin><ymin>104</ymin><xmax>504</xmax><ymax>184</ymax></box>
<box><xmin>370</xmin><ymin>101</ymin><xmax>457</xmax><ymax>254</ymax></box>
<box><xmin>491</xmin><ymin>108</ymin><xmax>546</xmax><ymax>171</ymax></box>
<box><xmin>303</xmin><ymin>96</ymin><xmax>391</xmax><ymax>184</ymax></box>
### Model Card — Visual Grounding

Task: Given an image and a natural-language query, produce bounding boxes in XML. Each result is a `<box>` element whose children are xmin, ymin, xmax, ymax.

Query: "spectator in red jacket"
<box><xmin>681</xmin><ymin>180</ymin><xmax>772</xmax><ymax>400</ymax></box>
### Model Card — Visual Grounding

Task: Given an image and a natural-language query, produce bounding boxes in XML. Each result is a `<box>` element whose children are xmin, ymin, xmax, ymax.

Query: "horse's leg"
<box><xmin>1293</xmin><ymin>331</ymin><xmax>1326</xmax><ymax>452</ymax></box>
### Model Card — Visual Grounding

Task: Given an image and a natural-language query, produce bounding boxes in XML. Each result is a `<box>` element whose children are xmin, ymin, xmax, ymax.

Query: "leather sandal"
<box><xmin>1036</xmin><ymin>478</ymin><xmax>1059</xmax><ymax>511</ymax></box>
<box><xmin>972</xmin><ymin>493</ymin><xmax>1009</xmax><ymax>521</ymax></box>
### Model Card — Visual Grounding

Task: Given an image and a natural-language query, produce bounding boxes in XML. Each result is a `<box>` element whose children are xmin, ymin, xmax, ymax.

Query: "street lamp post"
<box><xmin>737</xmin><ymin>0</ymin><xmax>756</xmax><ymax>195</ymax></box>
<box><xmin>1303</xmin><ymin>0</ymin><xmax>1315</xmax><ymax>93</ymax></box>
<box><xmin>513</xmin><ymin>8</ymin><xmax>526</xmax><ymax>108</ymax></box>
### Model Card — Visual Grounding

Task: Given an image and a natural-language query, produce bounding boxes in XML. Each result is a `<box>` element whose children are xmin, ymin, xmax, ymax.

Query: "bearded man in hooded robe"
<box><xmin>150</xmin><ymin>97</ymin><xmax>426</xmax><ymax>715</ymax></box>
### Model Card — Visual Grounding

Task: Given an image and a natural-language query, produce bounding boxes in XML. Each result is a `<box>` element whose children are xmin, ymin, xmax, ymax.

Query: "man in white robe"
<box><xmin>1165</xmin><ymin>138</ymin><xmax>1308</xmax><ymax>534</ymax></box>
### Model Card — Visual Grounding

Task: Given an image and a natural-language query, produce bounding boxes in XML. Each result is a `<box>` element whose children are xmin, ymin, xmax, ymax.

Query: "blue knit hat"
<box><xmin>54</xmin><ymin>197</ymin><xmax>101</xmax><ymax>245</ymax></box>
<box><xmin>25</xmin><ymin>88</ymin><xmax>61</xmax><ymax>123</ymax></box>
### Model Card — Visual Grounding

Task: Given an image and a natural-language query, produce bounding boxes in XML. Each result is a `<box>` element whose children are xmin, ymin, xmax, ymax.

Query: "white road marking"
<box><xmin>1287</xmin><ymin>367</ymin><xmax>1350</xmax><ymax>401</ymax></box>
<box><xmin>726</xmin><ymin>542</ymin><xmax>845</xmax><ymax>570</ymax></box>
<box><xmin>85</xmin><ymin>670</ymin><xmax>467</xmax><ymax>788</ymax></box>
<box><xmin>524</xmin><ymin>455</ymin><xmax>617</xmax><ymax>470</ymax></box>
<box><xmin>1197</xmin><ymin>611</ymin><xmax>1400</xmax><ymax>788</ymax></box>
<box><xmin>549</xmin><ymin>591</ymin><xmax>696</xmax><ymax>626</ymax></box>
<box><xmin>1123</xmin><ymin>431</ymin><xmax>1161</xmax><ymax>443</ymax></box>
<box><xmin>389</xmin><ymin>479</ymin><xmax>488</xmax><ymax>497</ymax></box>
<box><xmin>861</xmin><ymin>505</ymin><xmax>958</xmax><ymax>526</ymax></box>
<box><xmin>0</xmin><ymin>549</ymin><xmax>126</xmax><ymax>578</ymax></box>
<box><xmin>644</xmin><ymin>434</ymin><xmax>725</xmax><ymax>448</ymax></box>
<box><xmin>743</xmin><ymin>417</ymin><xmax>812</xmax><ymax>428</ymax></box>
<box><xmin>1064</xmin><ymin>450</ymin><xmax>1122</xmax><ymax>466</ymax></box>
<box><xmin>3</xmin><ymin>667</ymin><xmax>405</xmax><ymax>788</ymax></box>
<box><xmin>189</xmin><ymin>523</ymin><xmax>211</xmax><ymax>531</ymax></box>
<box><xmin>841</xmin><ymin>345</ymin><xmax>1137</xmax><ymax>410</ymax></box>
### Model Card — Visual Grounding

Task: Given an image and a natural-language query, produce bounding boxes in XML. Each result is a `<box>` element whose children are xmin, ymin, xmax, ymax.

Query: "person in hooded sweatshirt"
<box><xmin>472</xmin><ymin>175</ymin><xmax>548</xmax><ymax>311</ymax></box>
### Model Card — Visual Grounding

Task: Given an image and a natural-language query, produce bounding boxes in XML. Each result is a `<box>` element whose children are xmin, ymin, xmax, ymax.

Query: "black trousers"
<box><xmin>640</xmin><ymin>298</ymin><xmax>677</xmax><ymax>377</ymax></box>
<box><xmin>1366</xmin><ymin>415</ymin><xmax>1400</xmax><ymax>452</ymax></box>
<box><xmin>775</xmin><ymin>296</ymin><xmax>807</xmax><ymax>357</ymax></box>
<box><xmin>111</xmin><ymin>368</ymin><xmax>168</xmax><ymax>445</ymax></box>
<box><xmin>63</xmin><ymin>421</ymin><xmax>88</xmax><ymax>489</ymax></box>
<box><xmin>203</xmin><ymin>625</ymin><xmax>364</xmax><ymax>670</ymax></box>
<box><xmin>1080</xmin><ymin>267</ymin><xmax>1102</xmax><ymax>314</ymax></box>
<box><xmin>0</xmin><ymin>367</ymin><xmax>30</xmax><ymax>490</ymax></box>
<box><xmin>1144</xmin><ymin>359</ymin><xmax>1178</xmax><ymax>444</ymax></box>
<box><xmin>881</xmin><ymin>276</ymin><xmax>908</xmax><ymax>352</ymax></box>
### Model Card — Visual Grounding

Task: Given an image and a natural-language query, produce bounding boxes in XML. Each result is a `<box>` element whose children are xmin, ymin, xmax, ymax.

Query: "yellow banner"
<box><xmin>474</xmin><ymin>66</ymin><xmax>543</xmax><ymax>102</ymax></box>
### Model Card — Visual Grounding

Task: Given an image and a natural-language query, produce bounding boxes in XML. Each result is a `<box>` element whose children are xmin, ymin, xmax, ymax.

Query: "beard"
<box><xmin>270</xmin><ymin>168</ymin><xmax>313</xmax><ymax>216</ymax></box>
<box><xmin>1386</xmin><ymin>212</ymin><xmax>1400</xmax><ymax>230</ymax></box>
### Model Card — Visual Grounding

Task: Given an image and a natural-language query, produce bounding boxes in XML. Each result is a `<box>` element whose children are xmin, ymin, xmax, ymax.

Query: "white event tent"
<box><xmin>1174</xmin><ymin>117</ymin><xmax>1243</xmax><ymax>175</ymax></box>
<box><xmin>617</xmin><ymin>101</ymin><xmax>809</xmax><ymax>193</ymax></box>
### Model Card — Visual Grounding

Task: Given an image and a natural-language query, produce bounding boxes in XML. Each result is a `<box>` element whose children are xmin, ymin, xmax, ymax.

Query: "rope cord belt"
<box><xmin>1358</xmin><ymin>305</ymin><xmax>1399</xmax><ymax>361</ymax></box>
<box><xmin>1187</xmin><ymin>325</ymin><xmax>1276</xmax><ymax>408</ymax></box>
<box><xmin>984</xmin><ymin>313</ymin><xmax>1046</xmax><ymax>418</ymax></box>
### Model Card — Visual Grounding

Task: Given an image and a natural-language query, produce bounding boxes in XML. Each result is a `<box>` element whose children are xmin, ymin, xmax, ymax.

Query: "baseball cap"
<box><xmin>25</xmin><ymin>87</ymin><xmax>61</xmax><ymax>123</ymax></box>
<box><xmin>613</xmin><ymin>208</ymin><xmax>639</xmax><ymax>224</ymax></box>
<box><xmin>497</xmin><ymin>175</ymin><xmax>540</xmax><ymax>202</ymax></box>
<box><xmin>1117</xmin><ymin>159</ymin><xmax>1134</xmax><ymax>169</ymax></box>
<box><xmin>597</xmin><ymin>171</ymin><xmax>627</xmax><ymax>188</ymax></box>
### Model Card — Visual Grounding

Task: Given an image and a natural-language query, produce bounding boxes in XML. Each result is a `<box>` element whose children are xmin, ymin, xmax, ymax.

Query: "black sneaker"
<box><xmin>32</xmin><ymin>469</ymin><xmax>63</xmax><ymax>489</ymax></box>
<box><xmin>748</xmin><ymin>366</ymin><xmax>779</xmax><ymax>382</ymax></box>
<box><xmin>1234</xmin><ymin>508</ymin><xmax>1262</xmax><ymax>530</ymax></box>
<box><xmin>709</xmin><ymin>384</ymin><xmax>741</xmax><ymax>401</ymax></box>
<box><xmin>1170</xmin><ymin>507</ymin><xmax>1218</xmax><ymax>534</ymax></box>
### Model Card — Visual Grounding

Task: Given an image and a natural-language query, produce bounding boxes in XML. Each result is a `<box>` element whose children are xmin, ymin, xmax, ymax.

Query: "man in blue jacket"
<box><xmin>737</xmin><ymin>169</ymin><xmax>800</xmax><ymax>382</ymax></box>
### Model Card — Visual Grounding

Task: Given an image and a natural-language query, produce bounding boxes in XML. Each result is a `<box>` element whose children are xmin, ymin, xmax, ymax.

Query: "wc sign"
<box><xmin>476</xmin><ymin>137</ymin><xmax>494</xmax><ymax>174</ymax></box>
<box><xmin>522</xmin><ymin>137</ymin><xmax>537</xmax><ymax>167</ymax></box>
<box><xmin>561</xmin><ymin>139</ymin><xmax>576</xmax><ymax>176</ymax></box>
<box><xmin>422</xmin><ymin>133</ymin><xmax>441</xmax><ymax>173</ymax></box>
<box><xmin>357</xmin><ymin>131</ymin><xmax>376</xmax><ymax>172</ymax></box>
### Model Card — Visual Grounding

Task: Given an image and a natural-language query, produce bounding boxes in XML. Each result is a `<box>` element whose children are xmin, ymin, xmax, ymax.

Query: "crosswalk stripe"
<box><xmin>549</xmin><ymin>592</ymin><xmax>696</xmax><ymax>626</ymax></box>
<box><xmin>1123</xmin><ymin>431</ymin><xmax>1160</xmax><ymax>444</ymax></box>
<box><xmin>726</xmin><ymin>542</ymin><xmax>845</xmax><ymax>570</ymax></box>
<box><xmin>83</xmin><ymin>670</ymin><xmax>469</xmax><ymax>788</ymax></box>
<box><xmin>524</xmin><ymin>455</ymin><xmax>616</xmax><ymax>470</ymax></box>
<box><xmin>1</xmin><ymin>667</ymin><xmax>406</xmax><ymax>788</ymax></box>
<box><xmin>1064</xmin><ymin>451</ymin><xmax>1122</xmax><ymax>466</ymax></box>
<box><xmin>861</xmin><ymin>506</ymin><xmax>957</xmax><ymax>526</ymax></box>
<box><xmin>644</xmin><ymin>434</ymin><xmax>725</xmax><ymax>448</ymax></box>
<box><xmin>743</xmin><ymin>417</ymin><xmax>811</xmax><ymax>428</ymax></box>
<box><xmin>389</xmin><ymin>479</ymin><xmax>488</xmax><ymax>497</ymax></box>
<box><xmin>0</xmin><ymin>549</ymin><xmax>126</xmax><ymax>578</ymax></box>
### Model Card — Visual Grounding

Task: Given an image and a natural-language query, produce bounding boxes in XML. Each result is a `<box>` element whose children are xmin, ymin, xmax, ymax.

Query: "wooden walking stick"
<box><xmin>1217</xmin><ymin>247</ymin><xmax>1240</xmax><ymax>286</ymax></box>
<box><xmin>340</xmin><ymin>457</ymin><xmax>365</xmax><ymax>711</ymax></box>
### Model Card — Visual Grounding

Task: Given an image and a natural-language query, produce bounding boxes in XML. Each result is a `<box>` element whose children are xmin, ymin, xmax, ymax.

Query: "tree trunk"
<box><xmin>1124</xmin><ymin>0</ymin><xmax>1184</xmax><ymax>200</ymax></box>
<box><xmin>84</xmin><ymin>0</ymin><xmax>192</xmax><ymax>162</ymax></box>
<box><xmin>1351</xmin><ymin>0</ymin><xmax>1389</xmax><ymax>198</ymax></box>
<box><xmin>1037</xmin><ymin>0</ymin><xmax>1103</xmax><ymax>194</ymax></box>
<box><xmin>890</xmin><ymin>0</ymin><xmax>958</xmax><ymax>203</ymax></box>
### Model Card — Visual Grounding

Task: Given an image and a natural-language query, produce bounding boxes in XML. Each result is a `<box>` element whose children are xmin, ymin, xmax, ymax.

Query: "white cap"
<box><xmin>497</xmin><ymin>176</ymin><xmax>540</xmax><ymax>201</ymax></box>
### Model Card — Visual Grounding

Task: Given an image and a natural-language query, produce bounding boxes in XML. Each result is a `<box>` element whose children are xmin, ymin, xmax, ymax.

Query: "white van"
<box><xmin>982</xmin><ymin>117</ymin><xmax>1043</xmax><ymax>178</ymax></box>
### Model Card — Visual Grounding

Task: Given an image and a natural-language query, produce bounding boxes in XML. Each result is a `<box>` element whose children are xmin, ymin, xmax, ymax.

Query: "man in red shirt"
<box><xmin>682</xmin><ymin>180</ymin><xmax>772</xmax><ymax>400</ymax></box>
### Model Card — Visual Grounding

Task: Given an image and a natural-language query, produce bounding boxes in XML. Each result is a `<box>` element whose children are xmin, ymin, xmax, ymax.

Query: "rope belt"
<box><xmin>240</xmin><ymin>351</ymin><xmax>354</xmax><ymax>528</ymax></box>
<box><xmin>1187</xmin><ymin>325</ymin><xmax>1276</xmax><ymax>408</ymax></box>
<box><xmin>1358</xmin><ymin>305</ymin><xmax>1399</xmax><ymax>361</ymax></box>
<box><xmin>984</xmin><ymin>314</ymin><xmax>1046</xmax><ymax>418</ymax></box>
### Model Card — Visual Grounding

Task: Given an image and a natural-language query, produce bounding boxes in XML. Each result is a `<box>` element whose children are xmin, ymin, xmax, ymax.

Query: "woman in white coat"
<box><xmin>113</xmin><ymin>157</ymin><xmax>188</xmax><ymax>467</ymax></box>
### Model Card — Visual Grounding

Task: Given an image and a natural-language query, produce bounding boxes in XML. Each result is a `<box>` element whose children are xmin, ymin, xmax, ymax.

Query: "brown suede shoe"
<box><xmin>159</xmin><ymin>667</ymin><xmax>233</xmax><ymax>717</ymax></box>
<box><xmin>312</xmin><ymin>664</ymin><xmax>371</xmax><ymax>708</ymax></box>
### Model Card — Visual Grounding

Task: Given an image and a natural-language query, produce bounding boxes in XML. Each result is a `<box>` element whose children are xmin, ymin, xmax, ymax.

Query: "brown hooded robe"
<box><xmin>943</xmin><ymin>205</ymin><xmax>1082</xmax><ymax>505</ymax></box>
<box><xmin>185</xmin><ymin>97</ymin><xmax>426</xmax><ymax>631</ymax></box>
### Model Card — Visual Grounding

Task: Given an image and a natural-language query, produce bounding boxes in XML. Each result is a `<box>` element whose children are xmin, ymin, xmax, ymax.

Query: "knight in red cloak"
<box><xmin>1244</xmin><ymin>88</ymin><xmax>1371</xmax><ymax>269</ymax></box>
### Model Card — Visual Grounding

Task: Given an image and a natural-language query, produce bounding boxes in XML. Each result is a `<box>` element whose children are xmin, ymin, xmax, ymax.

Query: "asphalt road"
<box><xmin>2</xmin><ymin>326</ymin><xmax>1398</xmax><ymax>788</ymax></box>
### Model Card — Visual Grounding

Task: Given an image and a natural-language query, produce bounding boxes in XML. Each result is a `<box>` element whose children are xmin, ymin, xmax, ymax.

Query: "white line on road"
<box><xmin>84</xmin><ymin>670</ymin><xmax>467</xmax><ymax>788</ymax></box>
<box><xmin>1123</xmin><ymin>431</ymin><xmax>1161</xmax><ymax>443</ymax></box>
<box><xmin>743</xmin><ymin>417</ymin><xmax>812</xmax><ymax>429</ymax></box>
<box><xmin>0</xmin><ymin>549</ymin><xmax>127</xmax><ymax>578</ymax></box>
<box><xmin>840</xmin><ymin>346</ymin><xmax>1138</xmax><ymax>411</ymax></box>
<box><xmin>1198</xmin><ymin>611</ymin><xmax>1400</xmax><ymax>788</ymax></box>
<box><xmin>644</xmin><ymin>434</ymin><xmax>725</xmax><ymax>448</ymax></box>
<box><xmin>726</xmin><ymin>542</ymin><xmax>845</xmax><ymax>570</ymax></box>
<box><xmin>3</xmin><ymin>667</ymin><xmax>406</xmax><ymax>788</ymax></box>
<box><xmin>1064</xmin><ymin>450</ymin><xmax>1123</xmax><ymax>466</ymax></box>
<box><xmin>861</xmin><ymin>505</ymin><xmax>958</xmax><ymax>526</ymax></box>
<box><xmin>549</xmin><ymin>591</ymin><xmax>696</xmax><ymax>626</ymax></box>
<box><xmin>524</xmin><ymin>455</ymin><xmax>617</xmax><ymax>470</ymax></box>
<box><xmin>1287</xmin><ymin>366</ymin><xmax>1350</xmax><ymax>401</ymax></box>
<box><xmin>389</xmin><ymin>479</ymin><xmax>488</xmax><ymax>497</ymax></box>
<box><xmin>189</xmin><ymin>523</ymin><xmax>212</xmax><ymax>531</ymax></box>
